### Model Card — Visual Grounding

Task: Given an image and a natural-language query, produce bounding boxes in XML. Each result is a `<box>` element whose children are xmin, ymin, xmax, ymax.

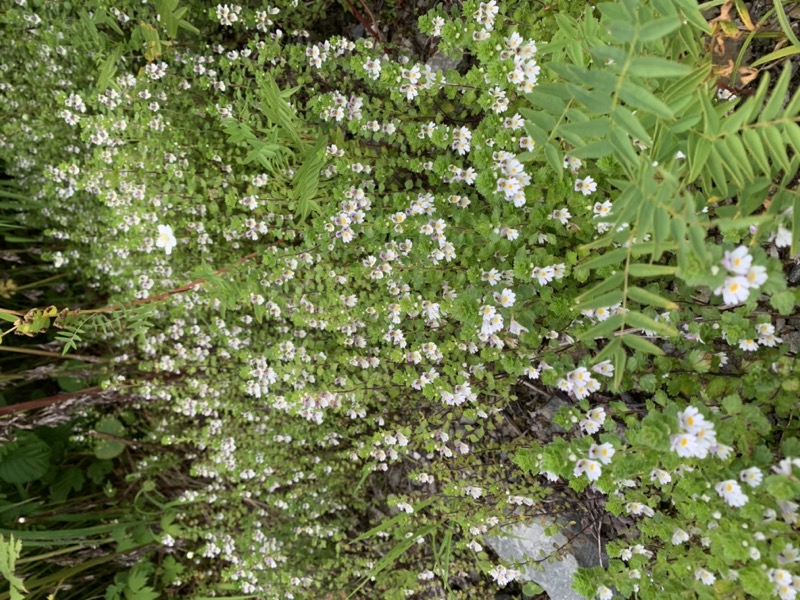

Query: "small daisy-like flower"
<box><xmin>155</xmin><ymin>224</ymin><xmax>177</xmax><ymax>255</ymax></box>
<box><xmin>717</xmin><ymin>276</ymin><xmax>751</xmax><ymax>305</ymax></box>
<box><xmin>574</xmin><ymin>176</ymin><xmax>597</xmax><ymax>196</ymax></box>
<box><xmin>672</xmin><ymin>528</ymin><xmax>689</xmax><ymax>545</ymax></box>
<box><xmin>715</xmin><ymin>480</ymin><xmax>748</xmax><ymax>507</ymax></box>
<box><xmin>574</xmin><ymin>458</ymin><xmax>603</xmax><ymax>481</ymax></box>
<box><xmin>695</xmin><ymin>568</ymin><xmax>716</xmax><ymax>586</ymax></box>
<box><xmin>739</xmin><ymin>339</ymin><xmax>759</xmax><ymax>351</ymax></box>
<box><xmin>589</xmin><ymin>443</ymin><xmax>615</xmax><ymax>465</ymax></box>
<box><xmin>596</xmin><ymin>585</ymin><xmax>613</xmax><ymax>600</ymax></box>
<box><xmin>495</xmin><ymin>288</ymin><xmax>516</xmax><ymax>307</ymax></box>
<box><xmin>625</xmin><ymin>502</ymin><xmax>654</xmax><ymax>517</ymax></box>
<box><xmin>739</xmin><ymin>467</ymin><xmax>763</xmax><ymax>487</ymax></box>
<box><xmin>722</xmin><ymin>245</ymin><xmax>752</xmax><ymax>275</ymax></box>
<box><xmin>650</xmin><ymin>468</ymin><xmax>671</xmax><ymax>485</ymax></box>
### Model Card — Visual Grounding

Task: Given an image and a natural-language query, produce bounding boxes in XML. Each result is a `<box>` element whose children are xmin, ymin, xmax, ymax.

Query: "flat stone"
<box><xmin>486</xmin><ymin>521</ymin><xmax>585</xmax><ymax>600</ymax></box>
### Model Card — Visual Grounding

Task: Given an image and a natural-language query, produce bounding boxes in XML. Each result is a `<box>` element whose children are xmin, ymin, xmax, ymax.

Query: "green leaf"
<box><xmin>577</xmin><ymin>313</ymin><xmax>624</xmax><ymax>341</ymax></box>
<box><xmin>522</xmin><ymin>582</ymin><xmax>544</xmax><ymax>596</ymax></box>
<box><xmin>625</xmin><ymin>310</ymin><xmax>679</xmax><ymax>337</ymax></box>
<box><xmin>93</xmin><ymin>417</ymin><xmax>126</xmax><ymax>460</ymax></box>
<box><xmin>0</xmin><ymin>535</ymin><xmax>26</xmax><ymax>600</ymax></box>
<box><xmin>544</xmin><ymin>143</ymin><xmax>564</xmax><ymax>178</ymax></box>
<box><xmin>638</xmin><ymin>16</ymin><xmax>682</xmax><ymax>42</ymax></box>
<box><xmin>621</xmin><ymin>333</ymin><xmax>664</xmax><ymax>356</ymax></box>
<box><xmin>770</xmin><ymin>290</ymin><xmax>796</xmax><ymax>316</ymax></box>
<box><xmin>628</xmin><ymin>57</ymin><xmax>691</xmax><ymax>78</ymax></box>
<box><xmin>0</xmin><ymin>433</ymin><xmax>51</xmax><ymax>483</ymax></box>
<box><xmin>765</xmin><ymin>474</ymin><xmax>800</xmax><ymax>502</ymax></box>
<box><xmin>627</xmin><ymin>264</ymin><xmax>677</xmax><ymax>277</ymax></box>
<box><xmin>627</xmin><ymin>286</ymin><xmax>679</xmax><ymax>310</ymax></box>
<box><xmin>292</xmin><ymin>136</ymin><xmax>327</xmax><ymax>222</ymax></box>
<box><xmin>610</xmin><ymin>106</ymin><xmax>651</xmax><ymax>145</ymax></box>
<box><xmin>618</xmin><ymin>80</ymin><xmax>674</xmax><ymax>119</ymax></box>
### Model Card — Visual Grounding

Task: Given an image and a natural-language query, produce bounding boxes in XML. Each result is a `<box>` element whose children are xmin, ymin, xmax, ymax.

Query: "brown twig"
<box><xmin>341</xmin><ymin>0</ymin><xmax>382</xmax><ymax>42</ymax></box>
<box><xmin>0</xmin><ymin>386</ymin><xmax>102</xmax><ymax>417</ymax></box>
<box><xmin>84</xmin><ymin>251</ymin><xmax>260</xmax><ymax>314</ymax></box>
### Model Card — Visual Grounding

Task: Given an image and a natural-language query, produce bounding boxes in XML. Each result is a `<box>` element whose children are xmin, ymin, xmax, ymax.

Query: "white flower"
<box><xmin>574</xmin><ymin>458</ymin><xmax>602</xmax><ymax>481</ymax></box>
<box><xmin>739</xmin><ymin>339</ymin><xmax>759</xmax><ymax>351</ymax></box>
<box><xmin>589</xmin><ymin>443</ymin><xmax>615</xmax><ymax>465</ymax></box>
<box><xmin>745</xmin><ymin>265</ymin><xmax>768</xmax><ymax>288</ymax></box>
<box><xmin>155</xmin><ymin>224</ymin><xmax>177</xmax><ymax>255</ymax></box>
<box><xmin>592</xmin><ymin>360</ymin><xmax>614</xmax><ymax>377</ymax></box>
<box><xmin>695</xmin><ymin>568</ymin><xmax>716</xmax><ymax>586</ymax></box>
<box><xmin>678</xmin><ymin>406</ymin><xmax>709</xmax><ymax>434</ymax></box>
<box><xmin>722</xmin><ymin>245</ymin><xmax>752</xmax><ymax>275</ymax></box>
<box><xmin>650</xmin><ymin>468</ymin><xmax>671</xmax><ymax>485</ymax></box>
<box><xmin>495</xmin><ymin>288</ymin><xmax>516</xmax><ymax>307</ymax></box>
<box><xmin>574</xmin><ymin>176</ymin><xmax>597</xmax><ymax>196</ymax></box>
<box><xmin>671</xmin><ymin>433</ymin><xmax>700</xmax><ymax>457</ymax></box>
<box><xmin>596</xmin><ymin>585</ymin><xmax>613</xmax><ymax>600</ymax></box>
<box><xmin>715</xmin><ymin>480</ymin><xmax>748</xmax><ymax>507</ymax></box>
<box><xmin>672</xmin><ymin>528</ymin><xmax>689</xmax><ymax>545</ymax></box>
<box><xmin>774</xmin><ymin>226</ymin><xmax>792</xmax><ymax>248</ymax></box>
<box><xmin>739</xmin><ymin>467</ymin><xmax>763</xmax><ymax>487</ymax></box>
<box><xmin>717</xmin><ymin>276</ymin><xmax>751</xmax><ymax>305</ymax></box>
<box><xmin>625</xmin><ymin>502</ymin><xmax>654</xmax><ymax>517</ymax></box>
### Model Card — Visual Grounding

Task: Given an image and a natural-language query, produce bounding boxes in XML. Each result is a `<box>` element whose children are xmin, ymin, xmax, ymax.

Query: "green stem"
<box><xmin>13</xmin><ymin>273</ymin><xmax>67</xmax><ymax>291</ymax></box>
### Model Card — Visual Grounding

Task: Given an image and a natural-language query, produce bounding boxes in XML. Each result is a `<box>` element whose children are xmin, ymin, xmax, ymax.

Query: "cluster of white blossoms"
<box><xmin>473</xmin><ymin>0</ymin><xmax>500</xmax><ymax>39</ymax></box>
<box><xmin>502</xmin><ymin>32</ymin><xmax>539</xmax><ymax>93</ymax></box>
<box><xmin>670</xmin><ymin>406</ymin><xmax>728</xmax><ymax>459</ymax></box>
<box><xmin>488</xmin><ymin>564</ymin><xmax>520</xmax><ymax>587</ymax></box>
<box><xmin>739</xmin><ymin>321</ymin><xmax>784</xmax><ymax>351</ymax></box>
<box><xmin>558</xmin><ymin>363</ymin><xmax>612</xmax><ymax>401</ymax></box>
<box><xmin>493</xmin><ymin>150</ymin><xmax>530</xmax><ymax>207</ymax></box>
<box><xmin>479</xmin><ymin>304</ymin><xmax>504</xmax><ymax>337</ymax></box>
<box><xmin>714</xmin><ymin>245</ymin><xmax>768</xmax><ymax>305</ymax></box>
<box><xmin>451</xmin><ymin>126</ymin><xmax>472</xmax><ymax>155</ymax></box>
<box><xmin>531</xmin><ymin>263</ymin><xmax>566</xmax><ymax>286</ymax></box>
<box><xmin>769</xmin><ymin>567</ymin><xmax>800</xmax><ymax>600</ymax></box>
<box><xmin>215</xmin><ymin>4</ymin><xmax>242</xmax><ymax>26</ymax></box>
<box><xmin>574</xmin><ymin>442</ymin><xmax>615</xmax><ymax>481</ymax></box>
<box><xmin>580</xmin><ymin>406</ymin><xmax>607</xmax><ymax>435</ymax></box>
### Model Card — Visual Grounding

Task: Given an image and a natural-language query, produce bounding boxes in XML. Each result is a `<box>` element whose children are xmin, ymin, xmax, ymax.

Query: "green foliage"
<box><xmin>1</xmin><ymin>0</ymin><xmax>799</xmax><ymax>598</ymax></box>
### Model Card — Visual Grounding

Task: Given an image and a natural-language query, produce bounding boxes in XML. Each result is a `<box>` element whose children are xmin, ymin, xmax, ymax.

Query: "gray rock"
<box><xmin>426</xmin><ymin>50</ymin><xmax>464</xmax><ymax>74</ymax></box>
<box><xmin>486</xmin><ymin>521</ymin><xmax>586</xmax><ymax>600</ymax></box>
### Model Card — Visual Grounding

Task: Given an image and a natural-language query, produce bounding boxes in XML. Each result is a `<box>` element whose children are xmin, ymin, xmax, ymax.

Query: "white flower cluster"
<box><xmin>451</xmin><ymin>126</ymin><xmax>472</xmax><ymax>155</ymax></box>
<box><xmin>557</xmin><ymin>366</ymin><xmax>602</xmax><ymax>400</ymax></box>
<box><xmin>714</xmin><ymin>245</ymin><xmax>768</xmax><ymax>305</ymax></box>
<box><xmin>493</xmin><ymin>151</ymin><xmax>530</xmax><ymax>207</ymax></box>
<box><xmin>319</xmin><ymin>91</ymin><xmax>364</xmax><ymax>123</ymax></box>
<box><xmin>574</xmin><ymin>442</ymin><xmax>615</xmax><ymax>481</ymax></box>
<box><xmin>440</xmin><ymin>381</ymin><xmax>477</xmax><ymax>406</ymax></box>
<box><xmin>531</xmin><ymin>263</ymin><xmax>566</xmax><ymax>285</ymax></box>
<box><xmin>768</xmin><ymin>567</ymin><xmax>799</xmax><ymax>600</ymax></box>
<box><xmin>473</xmin><ymin>0</ymin><xmax>500</xmax><ymax>37</ymax></box>
<box><xmin>670</xmin><ymin>406</ymin><xmax>723</xmax><ymax>459</ymax></box>
<box><xmin>488</xmin><ymin>564</ymin><xmax>520</xmax><ymax>587</ymax></box>
<box><xmin>326</xmin><ymin>185</ymin><xmax>370</xmax><ymax>243</ymax></box>
<box><xmin>306</xmin><ymin>37</ymin><xmax>355</xmax><ymax>69</ymax></box>
<box><xmin>215</xmin><ymin>4</ymin><xmax>242</xmax><ymax>26</ymax></box>
<box><xmin>502</xmin><ymin>32</ymin><xmax>539</xmax><ymax>93</ymax></box>
<box><xmin>580</xmin><ymin>406</ymin><xmax>606</xmax><ymax>435</ymax></box>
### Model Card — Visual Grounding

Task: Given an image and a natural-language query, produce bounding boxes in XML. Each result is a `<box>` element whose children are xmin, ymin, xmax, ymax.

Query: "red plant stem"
<box><xmin>0</xmin><ymin>386</ymin><xmax>102</xmax><ymax>417</ymax></box>
<box><xmin>85</xmin><ymin>251</ymin><xmax>259</xmax><ymax>314</ymax></box>
<box><xmin>341</xmin><ymin>0</ymin><xmax>382</xmax><ymax>42</ymax></box>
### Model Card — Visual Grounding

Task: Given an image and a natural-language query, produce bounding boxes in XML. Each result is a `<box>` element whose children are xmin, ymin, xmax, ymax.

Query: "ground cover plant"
<box><xmin>0</xmin><ymin>0</ymin><xmax>799</xmax><ymax>598</ymax></box>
